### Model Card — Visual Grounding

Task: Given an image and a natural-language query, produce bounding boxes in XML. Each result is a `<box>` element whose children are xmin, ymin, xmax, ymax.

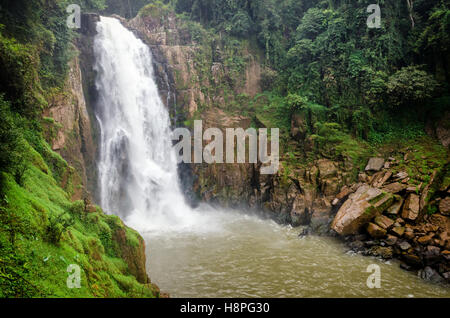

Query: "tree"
<box><xmin>386</xmin><ymin>66</ymin><xmax>439</xmax><ymax>109</ymax></box>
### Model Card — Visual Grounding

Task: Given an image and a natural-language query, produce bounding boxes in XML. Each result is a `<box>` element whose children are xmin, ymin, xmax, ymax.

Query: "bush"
<box><xmin>46</xmin><ymin>212</ymin><xmax>74</xmax><ymax>245</ymax></box>
<box><xmin>386</xmin><ymin>66</ymin><xmax>439</xmax><ymax>109</ymax></box>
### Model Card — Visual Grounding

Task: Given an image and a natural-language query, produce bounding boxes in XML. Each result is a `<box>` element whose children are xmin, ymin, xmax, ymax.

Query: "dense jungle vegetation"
<box><xmin>169</xmin><ymin>0</ymin><xmax>450</xmax><ymax>143</ymax></box>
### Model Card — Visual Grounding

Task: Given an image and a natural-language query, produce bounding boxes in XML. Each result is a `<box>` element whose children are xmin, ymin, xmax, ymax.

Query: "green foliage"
<box><xmin>0</xmin><ymin>96</ymin><xmax>20</xmax><ymax>172</ymax></box>
<box><xmin>138</xmin><ymin>0</ymin><xmax>173</xmax><ymax>19</ymax></box>
<box><xmin>46</xmin><ymin>212</ymin><xmax>75</xmax><ymax>245</ymax></box>
<box><xmin>0</xmin><ymin>31</ymin><xmax>45</xmax><ymax>117</ymax></box>
<box><xmin>386</xmin><ymin>66</ymin><xmax>439</xmax><ymax>108</ymax></box>
<box><xmin>311</xmin><ymin>121</ymin><xmax>373</xmax><ymax>166</ymax></box>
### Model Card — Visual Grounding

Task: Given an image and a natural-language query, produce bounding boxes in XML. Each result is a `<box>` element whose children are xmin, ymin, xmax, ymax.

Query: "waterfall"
<box><xmin>93</xmin><ymin>17</ymin><xmax>203</xmax><ymax>232</ymax></box>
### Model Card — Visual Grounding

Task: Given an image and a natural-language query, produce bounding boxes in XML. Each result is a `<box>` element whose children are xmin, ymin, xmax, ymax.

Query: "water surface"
<box><xmin>145</xmin><ymin>210</ymin><xmax>450</xmax><ymax>298</ymax></box>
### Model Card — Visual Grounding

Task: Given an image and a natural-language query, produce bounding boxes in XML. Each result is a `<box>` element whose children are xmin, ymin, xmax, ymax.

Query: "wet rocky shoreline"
<box><xmin>328</xmin><ymin>157</ymin><xmax>450</xmax><ymax>285</ymax></box>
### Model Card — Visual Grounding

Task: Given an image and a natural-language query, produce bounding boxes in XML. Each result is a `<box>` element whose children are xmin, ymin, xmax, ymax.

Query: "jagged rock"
<box><xmin>391</xmin><ymin>226</ymin><xmax>405</xmax><ymax>237</ymax></box>
<box><xmin>386</xmin><ymin>196</ymin><xmax>404</xmax><ymax>215</ymax></box>
<box><xmin>370</xmin><ymin>171</ymin><xmax>385</xmax><ymax>187</ymax></box>
<box><xmin>358</xmin><ymin>173</ymin><xmax>368</xmax><ymax>183</ymax></box>
<box><xmin>331</xmin><ymin>185</ymin><xmax>394</xmax><ymax>235</ymax></box>
<box><xmin>366</xmin><ymin>246</ymin><xmax>393</xmax><ymax>259</ymax></box>
<box><xmin>393</xmin><ymin>171</ymin><xmax>408</xmax><ymax>181</ymax></box>
<box><xmin>418</xmin><ymin>234</ymin><xmax>434</xmax><ymax>245</ymax></box>
<box><xmin>383</xmin><ymin>182</ymin><xmax>407</xmax><ymax>194</ymax></box>
<box><xmin>395</xmin><ymin>217</ymin><xmax>406</xmax><ymax>226</ymax></box>
<box><xmin>365</xmin><ymin>158</ymin><xmax>385</xmax><ymax>172</ymax></box>
<box><xmin>423</xmin><ymin>246</ymin><xmax>441</xmax><ymax>265</ymax></box>
<box><xmin>317</xmin><ymin>159</ymin><xmax>338</xmax><ymax>179</ymax></box>
<box><xmin>427</xmin><ymin>111</ymin><xmax>450</xmax><ymax>148</ymax></box>
<box><xmin>402</xmin><ymin>194</ymin><xmax>420</xmax><ymax>221</ymax></box>
<box><xmin>336</xmin><ymin>186</ymin><xmax>353</xmax><ymax>200</ymax></box>
<box><xmin>367</xmin><ymin>223</ymin><xmax>387</xmax><ymax>238</ymax></box>
<box><xmin>374</xmin><ymin>215</ymin><xmax>394</xmax><ymax>230</ymax></box>
<box><xmin>372</xmin><ymin>171</ymin><xmax>393</xmax><ymax>188</ymax></box>
<box><xmin>429</xmin><ymin>214</ymin><xmax>450</xmax><ymax>234</ymax></box>
<box><xmin>406</xmin><ymin>186</ymin><xmax>418</xmax><ymax>193</ymax></box>
<box><xmin>404</xmin><ymin>231</ymin><xmax>415</xmax><ymax>240</ymax></box>
<box><xmin>384</xmin><ymin>235</ymin><xmax>398</xmax><ymax>246</ymax></box>
<box><xmin>397</xmin><ymin>240</ymin><xmax>412</xmax><ymax>251</ymax></box>
<box><xmin>419</xmin><ymin>267</ymin><xmax>445</xmax><ymax>284</ymax></box>
<box><xmin>364</xmin><ymin>240</ymin><xmax>380</xmax><ymax>247</ymax></box>
<box><xmin>420</xmin><ymin>170</ymin><xmax>437</xmax><ymax>212</ymax></box>
<box><xmin>438</xmin><ymin>232</ymin><xmax>449</xmax><ymax>248</ymax></box>
<box><xmin>443</xmin><ymin>272</ymin><xmax>450</xmax><ymax>283</ymax></box>
<box><xmin>439</xmin><ymin>197</ymin><xmax>450</xmax><ymax>216</ymax></box>
<box><xmin>403</xmin><ymin>253</ymin><xmax>422</xmax><ymax>268</ymax></box>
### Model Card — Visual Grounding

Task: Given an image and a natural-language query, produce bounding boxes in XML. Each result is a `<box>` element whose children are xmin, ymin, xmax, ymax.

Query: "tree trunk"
<box><xmin>406</xmin><ymin>0</ymin><xmax>415</xmax><ymax>28</ymax></box>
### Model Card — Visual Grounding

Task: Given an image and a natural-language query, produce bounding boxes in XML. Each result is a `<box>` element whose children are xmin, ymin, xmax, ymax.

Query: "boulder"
<box><xmin>358</xmin><ymin>173</ymin><xmax>368</xmax><ymax>183</ymax></box>
<box><xmin>439</xmin><ymin>197</ymin><xmax>450</xmax><ymax>216</ymax></box>
<box><xmin>386</xmin><ymin>197</ymin><xmax>404</xmax><ymax>215</ymax></box>
<box><xmin>402</xmin><ymin>253</ymin><xmax>422</xmax><ymax>268</ymax></box>
<box><xmin>419</xmin><ymin>267</ymin><xmax>445</xmax><ymax>284</ymax></box>
<box><xmin>397</xmin><ymin>240</ymin><xmax>411</xmax><ymax>251</ymax></box>
<box><xmin>391</xmin><ymin>226</ymin><xmax>405</xmax><ymax>237</ymax></box>
<box><xmin>372</xmin><ymin>171</ymin><xmax>393</xmax><ymax>188</ymax></box>
<box><xmin>331</xmin><ymin>185</ymin><xmax>394</xmax><ymax>235</ymax></box>
<box><xmin>336</xmin><ymin>186</ymin><xmax>353</xmax><ymax>201</ymax></box>
<box><xmin>316</xmin><ymin>159</ymin><xmax>337</xmax><ymax>179</ymax></box>
<box><xmin>417</xmin><ymin>234</ymin><xmax>433</xmax><ymax>245</ymax></box>
<box><xmin>393</xmin><ymin>171</ymin><xmax>408</xmax><ymax>181</ymax></box>
<box><xmin>395</xmin><ymin>217</ymin><xmax>406</xmax><ymax>226</ymax></box>
<box><xmin>384</xmin><ymin>234</ymin><xmax>398</xmax><ymax>246</ymax></box>
<box><xmin>404</xmin><ymin>230</ymin><xmax>415</xmax><ymax>240</ymax></box>
<box><xmin>383</xmin><ymin>182</ymin><xmax>407</xmax><ymax>194</ymax></box>
<box><xmin>367</xmin><ymin>223</ymin><xmax>387</xmax><ymax>239</ymax></box>
<box><xmin>438</xmin><ymin>232</ymin><xmax>449</xmax><ymax>248</ymax></box>
<box><xmin>374</xmin><ymin>215</ymin><xmax>394</xmax><ymax>230</ymax></box>
<box><xmin>420</xmin><ymin>170</ymin><xmax>437</xmax><ymax>212</ymax></box>
<box><xmin>365</xmin><ymin>158</ymin><xmax>385</xmax><ymax>172</ymax></box>
<box><xmin>406</xmin><ymin>186</ymin><xmax>417</xmax><ymax>193</ymax></box>
<box><xmin>401</xmin><ymin>194</ymin><xmax>420</xmax><ymax>221</ymax></box>
<box><xmin>423</xmin><ymin>246</ymin><xmax>441</xmax><ymax>265</ymax></box>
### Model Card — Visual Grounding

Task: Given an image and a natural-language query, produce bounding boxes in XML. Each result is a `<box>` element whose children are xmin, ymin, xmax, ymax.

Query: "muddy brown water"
<box><xmin>144</xmin><ymin>210</ymin><xmax>450</xmax><ymax>298</ymax></box>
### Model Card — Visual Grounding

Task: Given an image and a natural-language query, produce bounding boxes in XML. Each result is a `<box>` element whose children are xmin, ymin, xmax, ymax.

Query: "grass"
<box><xmin>0</xmin><ymin>138</ymin><xmax>158</xmax><ymax>298</ymax></box>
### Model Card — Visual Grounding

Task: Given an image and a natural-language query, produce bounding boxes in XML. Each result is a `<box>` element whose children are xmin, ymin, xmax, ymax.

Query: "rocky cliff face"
<box><xmin>124</xmin><ymin>10</ymin><xmax>267</xmax><ymax>208</ymax></box>
<box><xmin>125</xmin><ymin>8</ymin><xmax>359</xmax><ymax>224</ymax></box>
<box><xmin>43</xmin><ymin>55</ymin><xmax>96</xmax><ymax>201</ymax></box>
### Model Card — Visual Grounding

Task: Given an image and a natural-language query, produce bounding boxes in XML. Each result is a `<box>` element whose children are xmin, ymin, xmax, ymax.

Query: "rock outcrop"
<box><xmin>43</xmin><ymin>55</ymin><xmax>96</xmax><ymax>201</ymax></box>
<box><xmin>331</xmin><ymin>185</ymin><xmax>393</xmax><ymax>235</ymax></box>
<box><xmin>331</xmin><ymin>156</ymin><xmax>450</xmax><ymax>284</ymax></box>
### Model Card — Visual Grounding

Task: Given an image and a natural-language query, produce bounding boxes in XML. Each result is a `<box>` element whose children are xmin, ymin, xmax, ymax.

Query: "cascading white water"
<box><xmin>94</xmin><ymin>17</ymin><xmax>206</xmax><ymax>232</ymax></box>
